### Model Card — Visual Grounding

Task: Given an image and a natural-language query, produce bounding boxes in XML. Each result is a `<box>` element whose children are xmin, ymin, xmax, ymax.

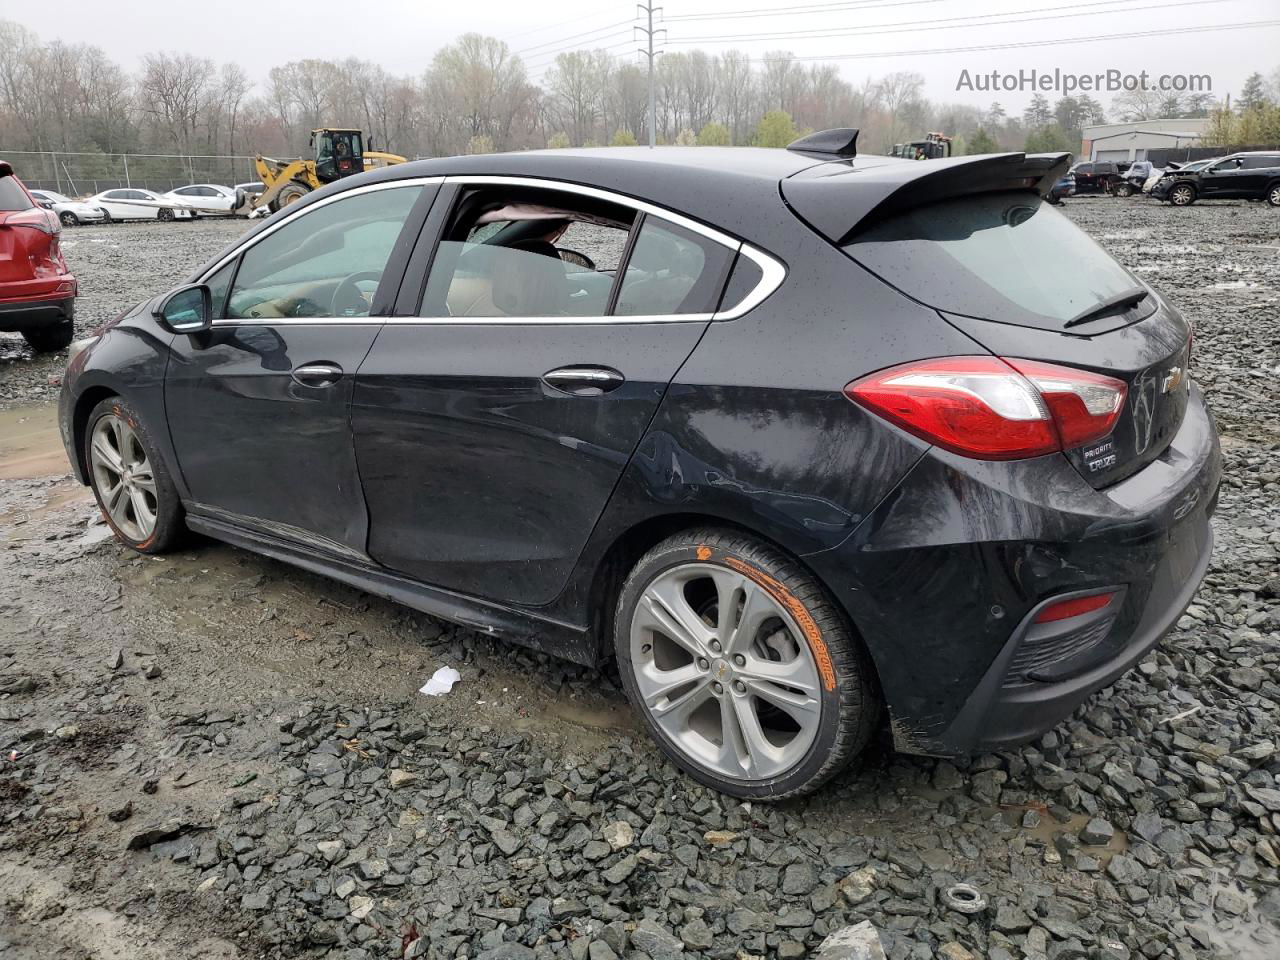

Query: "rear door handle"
<box><xmin>542</xmin><ymin>365</ymin><xmax>625</xmax><ymax>396</ymax></box>
<box><xmin>291</xmin><ymin>362</ymin><xmax>343</xmax><ymax>387</ymax></box>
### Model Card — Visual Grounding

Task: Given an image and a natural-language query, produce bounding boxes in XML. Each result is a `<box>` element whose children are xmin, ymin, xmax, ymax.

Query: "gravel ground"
<box><xmin>1</xmin><ymin>199</ymin><xmax>1279</xmax><ymax>960</ymax></box>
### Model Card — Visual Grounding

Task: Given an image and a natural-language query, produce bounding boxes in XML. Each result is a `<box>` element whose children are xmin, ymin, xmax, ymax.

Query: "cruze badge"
<box><xmin>1162</xmin><ymin>366</ymin><xmax>1185</xmax><ymax>394</ymax></box>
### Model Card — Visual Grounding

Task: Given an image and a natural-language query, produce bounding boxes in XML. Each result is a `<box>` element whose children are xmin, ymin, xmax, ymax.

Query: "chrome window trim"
<box><xmin>204</xmin><ymin>172</ymin><xmax>785</xmax><ymax>328</ymax></box>
<box><xmin>208</xmin><ymin>314</ymin><xmax>713</xmax><ymax>328</ymax></box>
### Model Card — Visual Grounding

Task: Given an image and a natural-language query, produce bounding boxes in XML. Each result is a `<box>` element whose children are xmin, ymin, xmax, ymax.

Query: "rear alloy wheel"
<box><xmin>85</xmin><ymin>397</ymin><xmax>183</xmax><ymax>553</ymax></box>
<box><xmin>1268</xmin><ymin>184</ymin><xmax>1280</xmax><ymax>207</ymax></box>
<box><xmin>157</xmin><ymin>207</ymin><xmax>175</xmax><ymax>222</ymax></box>
<box><xmin>615</xmin><ymin>529</ymin><xmax>879</xmax><ymax>799</ymax></box>
<box><xmin>59</xmin><ymin>210</ymin><xmax>79</xmax><ymax>227</ymax></box>
<box><xmin>1170</xmin><ymin>184</ymin><xmax>1196</xmax><ymax>206</ymax></box>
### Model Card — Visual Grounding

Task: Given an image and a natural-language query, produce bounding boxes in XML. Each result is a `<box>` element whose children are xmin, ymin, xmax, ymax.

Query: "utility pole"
<box><xmin>636</xmin><ymin>3</ymin><xmax>665</xmax><ymax>147</ymax></box>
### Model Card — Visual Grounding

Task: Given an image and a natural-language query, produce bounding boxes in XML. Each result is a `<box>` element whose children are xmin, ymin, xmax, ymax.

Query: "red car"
<box><xmin>1</xmin><ymin>161</ymin><xmax>77</xmax><ymax>352</ymax></box>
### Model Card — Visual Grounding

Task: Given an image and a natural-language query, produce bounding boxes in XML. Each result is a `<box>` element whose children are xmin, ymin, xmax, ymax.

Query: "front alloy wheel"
<box><xmin>1268</xmin><ymin>184</ymin><xmax>1280</xmax><ymax>207</ymax></box>
<box><xmin>616</xmin><ymin>529</ymin><xmax>879</xmax><ymax>799</ymax></box>
<box><xmin>1170</xmin><ymin>184</ymin><xmax>1196</xmax><ymax>206</ymax></box>
<box><xmin>85</xmin><ymin>397</ymin><xmax>182</xmax><ymax>552</ymax></box>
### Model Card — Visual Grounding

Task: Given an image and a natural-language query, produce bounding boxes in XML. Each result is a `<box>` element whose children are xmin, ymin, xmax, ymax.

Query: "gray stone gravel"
<box><xmin>1</xmin><ymin>196</ymin><xmax>1278</xmax><ymax>959</ymax></box>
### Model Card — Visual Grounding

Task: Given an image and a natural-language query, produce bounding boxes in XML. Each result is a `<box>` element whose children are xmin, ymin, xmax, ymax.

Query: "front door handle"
<box><xmin>542</xmin><ymin>365</ymin><xmax>625</xmax><ymax>396</ymax></box>
<box><xmin>291</xmin><ymin>362</ymin><xmax>343</xmax><ymax>387</ymax></box>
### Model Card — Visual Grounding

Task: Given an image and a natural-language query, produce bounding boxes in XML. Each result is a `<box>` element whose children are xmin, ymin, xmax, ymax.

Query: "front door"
<box><xmin>1199</xmin><ymin>158</ymin><xmax>1244</xmax><ymax>198</ymax></box>
<box><xmin>164</xmin><ymin>181</ymin><xmax>431</xmax><ymax>558</ymax></box>
<box><xmin>352</xmin><ymin>182</ymin><xmax>737</xmax><ymax>605</ymax></box>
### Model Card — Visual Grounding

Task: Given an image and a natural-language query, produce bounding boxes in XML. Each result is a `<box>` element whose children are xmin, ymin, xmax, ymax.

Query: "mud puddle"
<box><xmin>0</xmin><ymin>402</ymin><xmax>67</xmax><ymax>480</ymax></box>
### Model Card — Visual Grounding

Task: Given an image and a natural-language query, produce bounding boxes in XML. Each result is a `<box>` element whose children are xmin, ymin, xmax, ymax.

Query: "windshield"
<box><xmin>847</xmin><ymin>192</ymin><xmax>1142</xmax><ymax>330</ymax></box>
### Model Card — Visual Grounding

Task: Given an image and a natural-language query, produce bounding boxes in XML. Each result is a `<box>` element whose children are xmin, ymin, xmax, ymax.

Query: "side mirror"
<box><xmin>155</xmin><ymin>283</ymin><xmax>212</xmax><ymax>334</ymax></box>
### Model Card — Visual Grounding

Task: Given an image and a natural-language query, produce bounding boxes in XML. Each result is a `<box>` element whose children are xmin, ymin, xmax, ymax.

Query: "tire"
<box><xmin>614</xmin><ymin>527</ymin><xmax>880</xmax><ymax>800</ymax></box>
<box><xmin>1268</xmin><ymin>183</ymin><xmax>1280</xmax><ymax>207</ymax></box>
<box><xmin>274</xmin><ymin>182</ymin><xmax>311</xmax><ymax>210</ymax></box>
<box><xmin>1116</xmin><ymin>183</ymin><xmax>1134</xmax><ymax>198</ymax></box>
<box><xmin>100</xmin><ymin>211</ymin><xmax>112</xmax><ymax>224</ymax></box>
<box><xmin>83</xmin><ymin>396</ymin><xmax>184</xmax><ymax>554</ymax></box>
<box><xmin>1170</xmin><ymin>184</ymin><xmax>1196</xmax><ymax>206</ymax></box>
<box><xmin>157</xmin><ymin>207</ymin><xmax>175</xmax><ymax>222</ymax></box>
<box><xmin>21</xmin><ymin>321</ymin><xmax>74</xmax><ymax>353</ymax></box>
<box><xmin>59</xmin><ymin>210</ymin><xmax>80</xmax><ymax>227</ymax></box>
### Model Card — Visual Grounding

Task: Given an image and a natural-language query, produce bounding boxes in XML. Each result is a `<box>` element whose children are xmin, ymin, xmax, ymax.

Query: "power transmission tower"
<box><xmin>636</xmin><ymin>3</ymin><xmax>666</xmax><ymax>147</ymax></box>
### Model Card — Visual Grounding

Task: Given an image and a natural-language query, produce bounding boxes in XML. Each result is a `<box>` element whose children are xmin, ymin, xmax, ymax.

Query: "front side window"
<box><xmin>226</xmin><ymin>185</ymin><xmax>419</xmax><ymax>320</ymax></box>
<box><xmin>614</xmin><ymin>218</ymin><xmax>734</xmax><ymax>316</ymax></box>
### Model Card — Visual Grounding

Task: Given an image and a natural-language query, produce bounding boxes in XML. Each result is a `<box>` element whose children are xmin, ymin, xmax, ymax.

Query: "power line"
<box><xmin>743</xmin><ymin>18</ymin><xmax>1280</xmax><ymax>62</ymax></box>
<box><xmin>664</xmin><ymin>0</ymin><xmax>943</xmax><ymax>23</ymax></box>
<box><xmin>514</xmin><ymin>20</ymin><xmax>636</xmax><ymax>55</ymax></box>
<box><xmin>500</xmin><ymin>4</ymin><xmax>633</xmax><ymax>43</ymax></box>
<box><xmin>665</xmin><ymin>0</ymin><xmax>1241</xmax><ymax>44</ymax></box>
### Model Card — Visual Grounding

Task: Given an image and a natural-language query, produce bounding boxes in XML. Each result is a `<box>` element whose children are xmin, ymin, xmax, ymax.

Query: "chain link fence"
<box><xmin>3</xmin><ymin>151</ymin><xmax>269</xmax><ymax>196</ymax></box>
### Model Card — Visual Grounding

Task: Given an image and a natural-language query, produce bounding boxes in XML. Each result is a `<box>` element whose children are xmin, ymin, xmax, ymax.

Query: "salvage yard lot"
<box><xmin>1</xmin><ymin>200</ymin><xmax>1279</xmax><ymax>959</ymax></box>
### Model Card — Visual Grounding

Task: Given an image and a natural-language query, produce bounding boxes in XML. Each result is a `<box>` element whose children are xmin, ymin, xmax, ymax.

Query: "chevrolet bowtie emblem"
<box><xmin>1162</xmin><ymin>366</ymin><xmax>1184</xmax><ymax>394</ymax></box>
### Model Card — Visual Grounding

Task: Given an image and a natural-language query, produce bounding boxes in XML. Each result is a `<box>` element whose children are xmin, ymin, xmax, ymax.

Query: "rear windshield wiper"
<box><xmin>1064</xmin><ymin>287</ymin><xmax>1148</xmax><ymax>328</ymax></box>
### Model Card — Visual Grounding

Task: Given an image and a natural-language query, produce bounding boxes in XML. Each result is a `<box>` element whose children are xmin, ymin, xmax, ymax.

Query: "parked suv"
<box><xmin>0</xmin><ymin>162</ymin><xmax>77</xmax><ymax>352</ymax></box>
<box><xmin>1154</xmin><ymin>152</ymin><xmax>1280</xmax><ymax>206</ymax></box>
<box><xmin>59</xmin><ymin>137</ymin><xmax>1220</xmax><ymax>798</ymax></box>
<box><xmin>1066</xmin><ymin>160</ymin><xmax>1122</xmax><ymax>195</ymax></box>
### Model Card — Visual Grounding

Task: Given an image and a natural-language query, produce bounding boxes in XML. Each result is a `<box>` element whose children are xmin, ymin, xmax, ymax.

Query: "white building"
<box><xmin>1081</xmin><ymin>118</ymin><xmax>1211</xmax><ymax>162</ymax></box>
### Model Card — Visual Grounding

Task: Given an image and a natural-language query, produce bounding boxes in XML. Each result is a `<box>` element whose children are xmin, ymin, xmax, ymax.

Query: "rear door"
<box><xmin>164</xmin><ymin>180</ymin><xmax>435</xmax><ymax>557</ymax></box>
<box><xmin>352</xmin><ymin>179</ymin><xmax>737</xmax><ymax>605</ymax></box>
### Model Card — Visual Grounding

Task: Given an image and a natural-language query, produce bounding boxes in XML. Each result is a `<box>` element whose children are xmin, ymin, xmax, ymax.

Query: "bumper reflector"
<box><xmin>1034</xmin><ymin>592</ymin><xmax>1115</xmax><ymax>624</ymax></box>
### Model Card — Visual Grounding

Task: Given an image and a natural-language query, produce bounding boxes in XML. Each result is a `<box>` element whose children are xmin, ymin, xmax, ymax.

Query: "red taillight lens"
<box><xmin>1034</xmin><ymin>591</ymin><xmax>1115</xmax><ymax>623</ymax></box>
<box><xmin>845</xmin><ymin>356</ymin><xmax>1126</xmax><ymax>461</ymax></box>
<box><xmin>3</xmin><ymin>207</ymin><xmax>59</xmax><ymax>235</ymax></box>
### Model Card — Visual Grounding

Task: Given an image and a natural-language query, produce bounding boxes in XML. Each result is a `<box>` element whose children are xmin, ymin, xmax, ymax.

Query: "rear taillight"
<box><xmin>845</xmin><ymin>356</ymin><xmax>1126</xmax><ymax>461</ymax></box>
<box><xmin>3</xmin><ymin>207</ymin><xmax>59</xmax><ymax>235</ymax></box>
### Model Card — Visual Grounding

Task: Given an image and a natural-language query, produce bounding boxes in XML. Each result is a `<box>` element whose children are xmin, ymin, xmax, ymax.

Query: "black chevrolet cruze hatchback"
<box><xmin>60</xmin><ymin>131</ymin><xmax>1220</xmax><ymax>798</ymax></box>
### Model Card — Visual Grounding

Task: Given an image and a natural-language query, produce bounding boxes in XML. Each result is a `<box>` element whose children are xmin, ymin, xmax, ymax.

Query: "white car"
<box><xmin>27</xmin><ymin>189</ymin><xmax>108</xmax><ymax>226</ymax></box>
<box><xmin>86</xmin><ymin>188</ymin><xmax>195</xmax><ymax>222</ymax></box>
<box><xmin>162</xmin><ymin>183</ymin><xmax>238</xmax><ymax>216</ymax></box>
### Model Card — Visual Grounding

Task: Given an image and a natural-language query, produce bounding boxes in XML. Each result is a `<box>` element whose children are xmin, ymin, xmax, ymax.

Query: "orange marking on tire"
<box><xmin>723</xmin><ymin>557</ymin><xmax>837</xmax><ymax>692</ymax></box>
<box><xmin>696</xmin><ymin>545</ymin><xmax>712</xmax><ymax>561</ymax></box>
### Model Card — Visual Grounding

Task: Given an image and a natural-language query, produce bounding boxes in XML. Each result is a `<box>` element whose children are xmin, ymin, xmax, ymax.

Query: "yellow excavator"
<box><xmin>235</xmin><ymin>128</ymin><xmax>407</xmax><ymax>216</ymax></box>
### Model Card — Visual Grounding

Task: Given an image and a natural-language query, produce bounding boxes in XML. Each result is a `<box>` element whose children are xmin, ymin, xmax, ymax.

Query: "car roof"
<box><xmin>356</xmin><ymin>147</ymin><xmax>909</xmax><ymax>239</ymax></box>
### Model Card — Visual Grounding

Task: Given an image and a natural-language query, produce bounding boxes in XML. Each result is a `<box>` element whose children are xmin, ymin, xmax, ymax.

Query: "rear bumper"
<box><xmin>0</xmin><ymin>294</ymin><xmax>75</xmax><ymax>332</ymax></box>
<box><xmin>808</xmin><ymin>382</ymin><xmax>1221</xmax><ymax>756</ymax></box>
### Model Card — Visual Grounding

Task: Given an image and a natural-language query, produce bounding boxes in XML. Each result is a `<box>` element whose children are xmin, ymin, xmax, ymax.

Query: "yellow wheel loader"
<box><xmin>234</xmin><ymin>128</ymin><xmax>406</xmax><ymax>216</ymax></box>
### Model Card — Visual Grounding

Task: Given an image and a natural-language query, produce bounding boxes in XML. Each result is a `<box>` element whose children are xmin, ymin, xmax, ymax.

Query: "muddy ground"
<box><xmin>1</xmin><ymin>202</ymin><xmax>1278</xmax><ymax>960</ymax></box>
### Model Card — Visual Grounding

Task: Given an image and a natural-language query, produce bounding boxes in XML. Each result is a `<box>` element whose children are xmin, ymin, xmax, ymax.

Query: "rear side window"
<box><xmin>0</xmin><ymin>177</ymin><xmax>33</xmax><ymax>212</ymax></box>
<box><xmin>614</xmin><ymin>218</ymin><xmax>733</xmax><ymax>316</ymax></box>
<box><xmin>1242</xmin><ymin>156</ymin><xmax>1280</xmax><ymax>169</ymax></box>
<box><xmin>847</xmin><ymin>193</ymin><xmax>1140</xmax><ymax>330</ymax></box>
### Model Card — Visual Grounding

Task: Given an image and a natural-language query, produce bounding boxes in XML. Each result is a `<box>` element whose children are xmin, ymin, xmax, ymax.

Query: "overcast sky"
<box><xmin>9</xmin><ymin>0</ymin><xmax>1279</xmax><ymax>111</ymax></box>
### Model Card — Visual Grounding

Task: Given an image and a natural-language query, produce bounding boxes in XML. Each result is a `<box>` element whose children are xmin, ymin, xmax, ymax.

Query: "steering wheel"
<box><xmin>331</xmin><ymin>271</ymin><xmax>383</xmax><ymax>317</ymax></box>
<box><xmin>557</xmin><ymin>248</ymin><xmax>596</xmax><ymax>272</ymax></box>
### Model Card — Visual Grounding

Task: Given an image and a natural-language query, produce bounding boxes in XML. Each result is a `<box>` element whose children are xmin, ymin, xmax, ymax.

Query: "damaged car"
<box><xmin>59</xmin><ymin>133</ymin><xmax>1221</xmax><ymax>798</ymax></box>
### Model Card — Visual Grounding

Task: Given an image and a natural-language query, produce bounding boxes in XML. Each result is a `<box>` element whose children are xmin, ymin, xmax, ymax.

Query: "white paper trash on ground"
<box><xmin>419</xmin><ymin>666</ymin><xmax>461</xmax><ymax>697</ymax></box>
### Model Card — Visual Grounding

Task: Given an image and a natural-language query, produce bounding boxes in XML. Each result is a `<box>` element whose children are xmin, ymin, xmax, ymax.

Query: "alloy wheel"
<box><xmin>1269</xmin><ymin>185</ymin><xmax>1280</xmax><ymax>207</ymax></box>
<box><xmin>1171</xmin><ymin>186</ymin><xmax>1194</xmax><ymax>205</ymax></box>
<box><xmin>629</xmin><ymin>562</ymin><xmax>822</xmax><ymax>781</ymax></box>
<box><xmin>90</xmin><ymin>414</ymin><xmax>158</xmax><ymax>541</ymax></box>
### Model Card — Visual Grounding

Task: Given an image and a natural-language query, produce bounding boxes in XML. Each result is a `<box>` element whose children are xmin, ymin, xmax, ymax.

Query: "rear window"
<box><xmin>0</xmin><ymin>177</ymin><xmax>33</xmax><ymax>212</ymax></box>
<box><xmin>846</xmin><ymin>193</ymin><xmax>1141</xmax><ymax>330</ymax></box>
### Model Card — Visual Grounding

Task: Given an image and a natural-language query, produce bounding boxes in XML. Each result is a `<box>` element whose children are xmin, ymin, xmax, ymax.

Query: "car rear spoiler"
<box><xmin>782</xmin><ymin>151</ymin><xmax>1071</xmax><ymax>245</ymax></box>
<box><xmin>0</xmin><ymin>161</ymin><xmax>13</xmax><ymax>178</ymax></box>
